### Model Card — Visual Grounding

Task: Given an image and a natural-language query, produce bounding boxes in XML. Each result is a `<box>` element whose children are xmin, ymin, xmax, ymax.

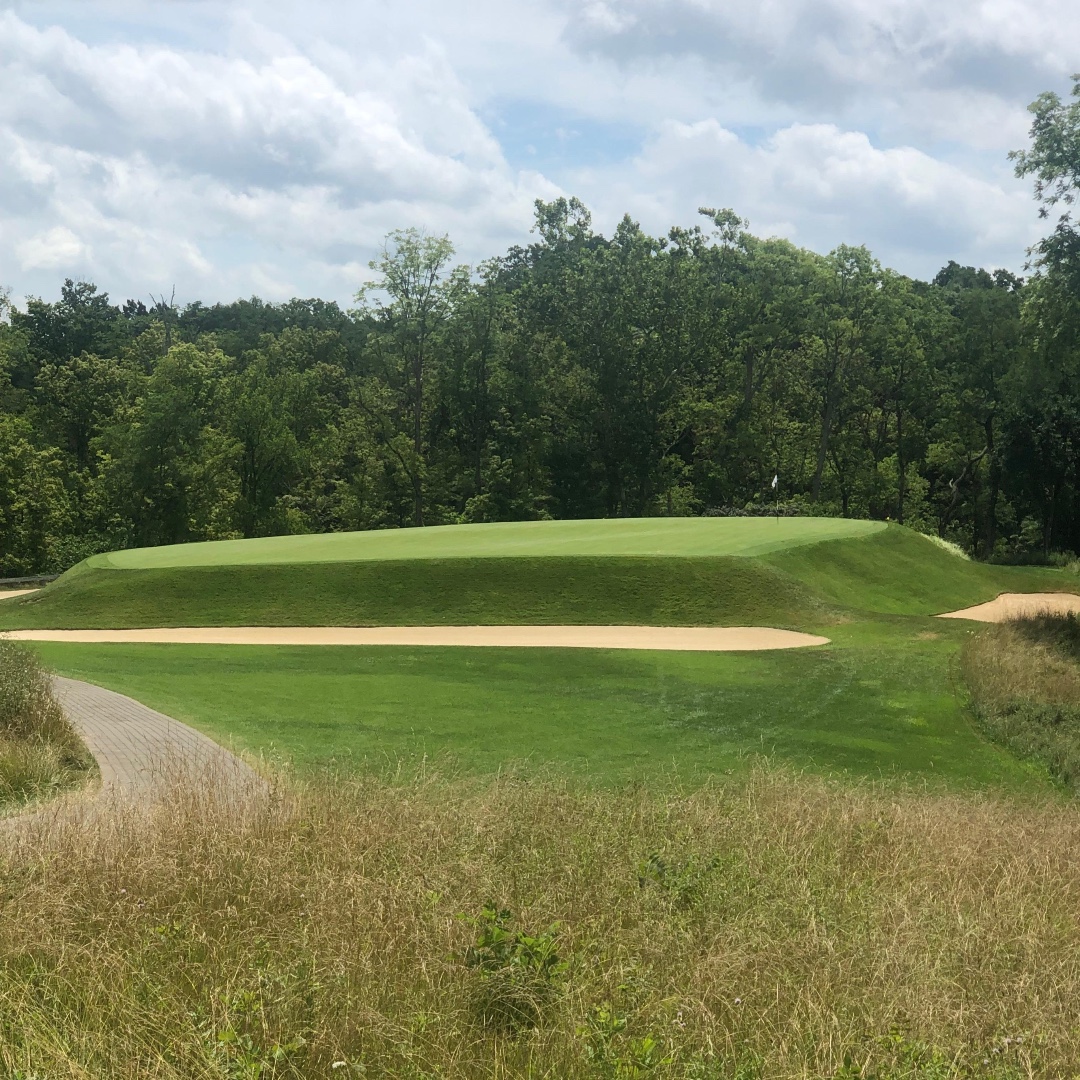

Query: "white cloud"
<box><xmin>16</xmin><ymin>225</ymin><xmax>86</xmax><ymax>270</ymax></box>
<box><xmin>0</xmin><ymin>8</ymin><xmax>562</xmax><ymax>303</ymax></box>
<box><xmin>0</xmin><ymin>0</ymin><xmax>1068</xmax><ymax>302</ymax></box>
<box><xmin>573</xmin><ymin>119</ymin><xmax>1039</xmax><ymax>277</ymax></box>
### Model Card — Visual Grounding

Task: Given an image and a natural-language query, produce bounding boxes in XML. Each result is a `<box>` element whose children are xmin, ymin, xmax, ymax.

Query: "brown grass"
<box><xmin>0</xmin><ymin>765</ymin><xmax>1076</xmax><ymax>1078</ymax></box>
<box><xmin>0</xmin><ymin>640</ymin><xmax>94</xmax><ymax>808</ymax></box>
<box><xmin>962</xmin><ymin>619</ymin><xmax>1080</xmax><ymax>788</ymax></box>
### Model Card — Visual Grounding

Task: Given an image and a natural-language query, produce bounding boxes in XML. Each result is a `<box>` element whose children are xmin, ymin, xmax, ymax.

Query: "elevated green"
<box><xmin>1</xmin><ymin>523</ymin><xmax>1073</xmax><ymax>630</ymax></box>
<box><xmin>89</xmin><ymin>516</ymin><xmax>885</xmax><ymax>568</ymax></box>
<box><xmin>31</xmin><ymin>618</ymin><xmax>1043</xmax><ymax>790</ymax></box>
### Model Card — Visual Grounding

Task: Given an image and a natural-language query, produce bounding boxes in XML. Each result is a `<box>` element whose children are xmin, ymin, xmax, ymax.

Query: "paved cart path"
<box><xmin>51</xmin><ymin>676</ymin><xmax>258</xmax><ymax>797</ymax></box>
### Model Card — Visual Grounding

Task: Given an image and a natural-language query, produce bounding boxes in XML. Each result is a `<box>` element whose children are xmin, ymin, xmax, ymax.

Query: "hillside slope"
<box><xmin>0</xmin><ymin>522</ymin><xmax>1072</xmax><ymax>630</ymax></box>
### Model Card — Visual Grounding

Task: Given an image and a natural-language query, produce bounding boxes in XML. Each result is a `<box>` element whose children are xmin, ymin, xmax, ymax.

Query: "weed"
<box><xmin>580</xmin><ymin>1003</ymin><xmax>672</xmax><ymax>1078</ymax></box>
<box><xmin>462</xmin><ymin>903</ymin><xmax>567</xmax><ymax>1030</ymax></box>
<box><xmin>0</xmin><ymin>641</ymin><xmax>92</xmax><ymax>806</ymax></box>
<box><xmin>962</xmin><ymin>617</ymin><xmax>1080</xmax><ymax>787</ymax></box>
<box><xmin>636</xmin><ymin>851</ymin><xmax>720</xmax><ymax>911</ymax></box>
<box><xmin>0</xmin><ymin>766</ymin><xmax>1077</xmax><ymax>1076</ymax></box>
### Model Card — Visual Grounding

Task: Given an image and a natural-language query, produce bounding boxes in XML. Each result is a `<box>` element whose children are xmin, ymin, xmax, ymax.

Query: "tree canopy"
<box><xmin>2</xmin><ymin>90</ymin><xmax>1080</xmax><ymax>575</ymax></box>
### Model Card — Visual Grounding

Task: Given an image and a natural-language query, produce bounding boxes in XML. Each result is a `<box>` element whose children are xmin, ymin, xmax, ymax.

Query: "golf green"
<box><xmin>89</xmin><ymin>516</ymin><xmax>885</xmax><ymax>568</ymax></box>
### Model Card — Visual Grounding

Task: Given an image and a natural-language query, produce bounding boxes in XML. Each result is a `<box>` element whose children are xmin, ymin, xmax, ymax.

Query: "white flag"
<box><xmin>771</xmin><ymin>474</ymin><xmax>778</xmax><ymax>489</ymax></box>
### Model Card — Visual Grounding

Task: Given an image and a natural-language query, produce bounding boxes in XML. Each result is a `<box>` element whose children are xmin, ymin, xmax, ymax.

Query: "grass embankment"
<box><xmin>1</xmin><ymin>524</ymin><xmax>1071</xmax><ymax>630</ymax></box>
<box><xmin>963</xmin><ymin>613</ymin><xmax>1080</xmax><ymax>789</ymax></box>
<box><xmin>1</xmin><ymin>766</ymin><xmax>1076</xmax><ymax>1078</ymax></box>
<box><xmin>0</xmin><ymin>641</ymin><xmax>93</xmax><ymax>808</ymax></box>
<box><xmin>33</xmin><ymin>619</ymin><xmax>1039</xmax><ymax>790</ymax></box>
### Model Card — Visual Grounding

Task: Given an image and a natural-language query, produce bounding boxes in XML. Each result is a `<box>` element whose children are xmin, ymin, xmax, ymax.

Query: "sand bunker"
<box><xmin>938</xmin><ymin>593</ymin><xmax>1080</xmax><ymax>622</ymax></box>
<box><xmin>1</xmin><ymin>625</ymin><xmax>829</xmax><ymax>651</ymax></box>
<box><xmin>0</xmin><ymin>589</ymin><xmax>39</xmax><ymax>601</ymax></box>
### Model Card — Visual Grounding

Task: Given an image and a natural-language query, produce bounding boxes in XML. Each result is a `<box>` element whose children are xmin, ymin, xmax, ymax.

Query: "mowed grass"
<box><xmin>2</xmin><ymin>524</ymin><xmax>1074</xmax><ymax>630</ymax></box>
<box><xmin>90</xmin><ymin>516</ymin><xmax>887</xmax><ymax>568</ymax></box>
<box><xmin>32</xmin><ymin>619</ymin><xmax>1043</xmax><ymax>791</ymax></box>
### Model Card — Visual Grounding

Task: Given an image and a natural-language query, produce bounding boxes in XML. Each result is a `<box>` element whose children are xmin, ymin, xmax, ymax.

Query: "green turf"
<box><xmin>0</xmin><ymin>556</ymin><xmax>826</xmax><ymax>629</ymax></box>
<box><xmin>31</xmin><ymin>620</ymin><xmax>1047</xmax><ymax>792</ymax></box>
<box><xmin>2</xmin><ymin>524</ymin><xmax>1072</xmax><ymax>630</ymax></box>
<box><xmin>765</xmin><ymin>526</ymin><xmax>1072</xmax><ymax>615</ymax></box>
<box><xmin>89</xmin><ymin>516</ymin><xmax>886</xmax><ymax>568</ymax></box>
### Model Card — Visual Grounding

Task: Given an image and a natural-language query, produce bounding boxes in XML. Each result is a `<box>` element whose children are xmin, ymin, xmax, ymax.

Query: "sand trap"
<box><xmin>1</xmin><ymin>625</ymin><xmax>829</xmax><ymax>651</ymax></box>
<box><xmin>0</xmin><ymin>589</ymin><xmax>38</xmax><ymax>601</ymax></box>
<box><xmin>938</xmin><ymin>593</ymin><xmax>1080</xmax><ymax>622</ymax></box>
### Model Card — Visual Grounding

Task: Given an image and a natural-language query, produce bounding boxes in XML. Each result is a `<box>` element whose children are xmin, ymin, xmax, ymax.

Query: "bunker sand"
<box><xmin>939</xmin><ymin>592</ymin><xmax>1080</xmax><ymax>622</ymax></box>
<box><xmin>3</xmin><ymin>625</ymin><xmax>829</xmax><ymax>651</ymax></box>
<box><xmin>0</xmin><ymin>589</ymin><xmax>39</xmax><ymax>601</ymax></box>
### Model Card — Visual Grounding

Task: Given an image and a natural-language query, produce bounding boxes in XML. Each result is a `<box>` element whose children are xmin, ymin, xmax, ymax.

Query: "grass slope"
<box><xmin>33</xmin><ymin>619</ymin><xmax>1042</xmax><ymax>790</ymax></box>
<box><xmin>91</xmin><ymin>516</ymin><xmax>885</xmax><ymax>568</ymax></box>
<box><xmin>766</xmin><ymin>525</ymin><xmax>1070</xmax><ymax>615</ymax></box>
<box><xmin>0</xmin><ymin>556</ymin><xmax>825</xmax><ymax>630</ymax></box>
<box><xmin>2</xmin><ymin>523</ymin><xmax>1073</xmax><ymax>630</ymax></box>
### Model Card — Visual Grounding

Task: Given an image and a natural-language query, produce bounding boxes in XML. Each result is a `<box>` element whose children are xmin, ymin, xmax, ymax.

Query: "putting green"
<box><xmin>89</xmin><ymin>517</ymin><xmax>886</xmax><ymax>570</ymax></box>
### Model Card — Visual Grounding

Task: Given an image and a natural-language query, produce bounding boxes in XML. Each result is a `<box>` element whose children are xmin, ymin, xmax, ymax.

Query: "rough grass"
<box><xmin>0</xmin><ymin>641</ymin><xmax>94</xmax><ymax>808</ymax></box>
<box><xmin>962</xmin><ymin>613</ymin><xmax>1080</xmax><ymax>789</ymax></box>
<box><xmin>0</xmin><ymin>764</ymin><xmax>1075</xmax><ymax>1078</ymax></box>
<box><xmin>1</xmin><ymin>526</ymin><xmax>1074</xmax><ymax>630</ymax></box>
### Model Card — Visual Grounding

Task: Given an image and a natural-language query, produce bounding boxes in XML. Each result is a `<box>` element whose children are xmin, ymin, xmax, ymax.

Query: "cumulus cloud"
<box><xmin>0</xmin><ymin>0</ymin><xmax>1065</xmax><ymax>302</ymax></box>
<box><xmin>0</xmin><ymin>8</ymin><xmax>559</xmax><ymax>303</ymax></box>
<box><xmin>574</xmin><ymin>119</ymin><xmax>1037</xmax><ymax>276</ymax></box>
<box><xmin>564</xmin><ymin>0</ymin><xmax>1077</xmax><ymax>145</ymax></box>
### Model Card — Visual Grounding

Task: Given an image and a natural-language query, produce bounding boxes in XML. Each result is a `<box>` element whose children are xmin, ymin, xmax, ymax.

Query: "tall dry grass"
<box><xmin>0</xmin><ymin>640</ymin><xmax>93</xmax><ymax>807</ymax></box>
<box><xmin>1</xmin><ymin>765</ymin><xmax>1077</xmax><ymax>1078</ymax></box>
<box><xmin>962</xmin><ymin>615</ymin><xmax>1080</xmax><ymax>788</ymax></box>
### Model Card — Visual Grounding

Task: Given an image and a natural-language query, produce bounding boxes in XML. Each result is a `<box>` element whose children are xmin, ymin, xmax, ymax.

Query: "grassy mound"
<box><xmin>1</xmin><ymin>522</ymin><xmax>1073</xmax><ymax>630</ymax></box>
<box><xmin>1</xmin><ymin>765</ymin><xmax>1074</xmax><ymax>1078</ymax></box>
<box><xmin>0</xmin><ymin>556</ymin><xmax>827</xmax><ymax>630</ymax></box>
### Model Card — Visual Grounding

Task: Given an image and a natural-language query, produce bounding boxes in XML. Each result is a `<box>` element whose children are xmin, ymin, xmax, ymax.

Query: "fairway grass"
<box><xmin>31</xmin><ymin>618</ymin><xmax>1045</xmax><ymax>791</ymax></box>
<box><xmin>90</xmin><ymin>516</ymin><xmax>886</xmax><ymax>568</ymax></box>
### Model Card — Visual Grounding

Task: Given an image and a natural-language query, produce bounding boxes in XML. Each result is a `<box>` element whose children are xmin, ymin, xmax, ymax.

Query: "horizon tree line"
<box><xmin>3</xmin><ymin>79</ymin><xmax>1080</xmax><ymax>576</ymax></box>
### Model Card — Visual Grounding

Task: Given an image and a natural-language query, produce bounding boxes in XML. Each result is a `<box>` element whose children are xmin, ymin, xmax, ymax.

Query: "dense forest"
<box><xmin>3</xmin><ymin>83</ymin><xmax>1080</xmax><ymax>576</ymax></box>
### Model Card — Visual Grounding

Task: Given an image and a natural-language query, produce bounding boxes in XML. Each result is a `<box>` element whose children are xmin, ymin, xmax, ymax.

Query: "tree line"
<box><xmin>3</xmin><ymin>81</ymin><xmax>1080</xmax><ymax>575</ymax></box>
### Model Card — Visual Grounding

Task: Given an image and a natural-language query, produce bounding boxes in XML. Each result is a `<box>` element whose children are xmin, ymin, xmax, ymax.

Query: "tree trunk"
<box><xmin>984</xmin><ymin>416</ymin><xmax>998</xmax><ymax>558</ymax></box>
<box><xmin>413</xmin><ymin>347</ymin><xmax>424</xmax><ymax>527</ymax></box>
<box><xmin>896</xmin><ymin>407</ymin><xmax>905</xmax><ymax>525</ymax></box>
<box><xmin>811</xmin><ymin>392</ymin><xmax>838</xmax><ymax>501</ymax></box>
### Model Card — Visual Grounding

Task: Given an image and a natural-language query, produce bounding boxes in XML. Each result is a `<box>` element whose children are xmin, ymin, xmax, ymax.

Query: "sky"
<box><xmin>0</xmin><ymin>0</ymin><xmax>1075</xmax><ymax>307</ymax></box>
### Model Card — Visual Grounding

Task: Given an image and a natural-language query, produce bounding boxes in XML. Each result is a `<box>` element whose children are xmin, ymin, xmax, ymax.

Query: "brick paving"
<box><xmin>0</xmin><ymin>679</ymin><xmax>260</xmax><ymax>843</ymax></box>
<box><xmin>51</xmin><ymin>676</ymin><xmax>258</xmax><ymax>797</ymax></box>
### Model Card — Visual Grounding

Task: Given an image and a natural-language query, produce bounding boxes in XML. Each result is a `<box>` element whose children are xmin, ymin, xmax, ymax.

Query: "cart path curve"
<box><xmin>52</xmin><ymin>675</ymin><xmax>259</xmax><ymax>797</ymax></box>
<box><xmin>5</xmin><ymin>625</ymin><xmax>830</xmax><ymax>651</ymax></box>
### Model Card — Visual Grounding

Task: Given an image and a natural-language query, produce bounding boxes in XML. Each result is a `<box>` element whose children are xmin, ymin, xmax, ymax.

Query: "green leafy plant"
<box><xmin>580</xmin><ymin>1002</ymin><xmax>672</xmax><ymax>1078</ymax></box>
<box><xmin>637</xmin><ymin>851</ymin><xmax>720</xmax><ymax>912</ymax></box>
<box><xmin>461</xmin><ymin>903</ymin><xmax>567</xmax><ymax>1030</ymax></box>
